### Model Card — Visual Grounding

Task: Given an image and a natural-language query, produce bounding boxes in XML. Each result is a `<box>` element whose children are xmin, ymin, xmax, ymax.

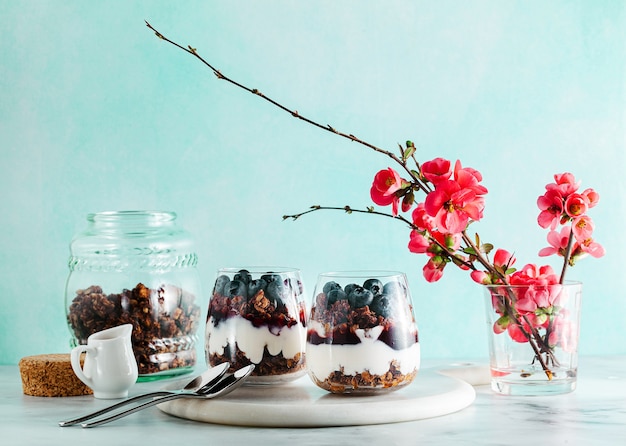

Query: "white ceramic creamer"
<box><xmin>70</xmin><ymin>324</ymin><xmax>138</xmax><ymax>399</ymax></box>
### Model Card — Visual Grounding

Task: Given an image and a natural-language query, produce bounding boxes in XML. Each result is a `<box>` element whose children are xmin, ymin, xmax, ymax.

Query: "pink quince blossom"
<box><xmin>470</xmin><ymin>249</ymin><xmax>516</xmax><ymax>285</ymax></box>
<box><xmin>453</xmin><ymin>160</ymin><xmax>488</xmax><ymax>195</ymax></box>
<box><xmin>506</xmin><ymin>319</ymin><xmax>532</xmax><ymax>343</ymax></box>
<box><xmin>493</xmin><ymin>315</ymin><xmax>509</xmax><ymax>335</ymax></box>
<box><xmin>546</xmin><ymin>172</ymin><xmax>581</xmax><ymax>196</ymax></box>
<box><xmin>408</xmin><ymin>230</ymin><xmax>430</xmax><ymax>254</ymax></box>
<box><xmin>538</xmin><ymin>226</ymin><xmax>573</xmax><ymax>258</ymax></box>
<box><xmin>539</xmin><ymin>225</ymin><xmax>605</xmax><ymax>263</ymax></box>
<box><xmin>423</xmin><ymin>256</ymin><xmax>446</xmax><ymax>282</ymax></box>
<box><xmin>370</xmin><ymin>167</ymin><xmax>405</xmax><ymax>216</ymax></box>
<box><xmin>470</xmin><ymin>270</ymin><xmax>491</xmax><ymax>284</ymax></box>
<box><xmin>549</xmin><ymin>315</ymin><xmax>578</xmax><ymax>352</ymax></box>
<box><xmin>537</xmin><ymin>189</ymin><xmax>564</xmax><ymax>230</ymax></box>
<box><xmin>411</xmin><ymin>203</ymin><xmax>435</xmax><ymax>231</ymax></box>
<box><xmin>509</xmin><ymin>264</ymin><xmax>559</xmax><ymax>287</ymax></box>
<box><xmin>572</xmin><ymin>215</ymin><xmax>595</xmax><ymax>242</ymax></box>
<box><xmin>424</xmin><ymin>180</ymin><xmax>486</xmax><ymax>234</ymax></box>
<box><xmin>582</xmin><ymin>188</ymin><xmax>600</xmax><ymax>208</ymax></box>
<box><xmin>421</xmin><ymin>158</ymin><xmax>452</xmax><ymax>185</ymax></box>
<box><xmin>579</xmin><ymin>237</ymin><xmax>605</xmax><ymax>258</ymax></box>
<box><xmin>564</xmin><ymin>193</ymin><xmax>589</xmax><ymax>218</ymax></box>
<box><xmin>494</xmin><ymin>249</ymin><xmax>516</xmax><ymax>270</ymax></box>
<box><xmin>430</xmin><ymin>230</ymin><xmax>462</xmax><ymax>252</ymax></box>
<box><xmin>514</xmin><ymin>285</ymin><xmax>563</xmax><ymax>316</ymax></box>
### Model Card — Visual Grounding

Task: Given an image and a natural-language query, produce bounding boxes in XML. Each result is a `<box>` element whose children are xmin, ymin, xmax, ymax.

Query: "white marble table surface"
<box><xmin>2</xmin><ymin>356</ymin><xmax>625</xmax><ymax>445</ymax></box>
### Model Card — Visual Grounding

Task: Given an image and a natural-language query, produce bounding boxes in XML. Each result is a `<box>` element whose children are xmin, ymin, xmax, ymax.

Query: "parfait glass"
<box><xmin>204</xmin><ymin>267</ymin><xmax>307</xmax><ymax>384</ymax></box>
<box><xmin>306</xmin><ymin>271</ymin><xmax>420</xmax><ymax>394</ymax></box>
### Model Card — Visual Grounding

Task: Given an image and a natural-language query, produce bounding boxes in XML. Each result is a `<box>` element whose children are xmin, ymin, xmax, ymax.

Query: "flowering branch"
<box><xmin>146</xmin><ymin>21</ymin><xmax>604</xmax><ymax>382</ymax></box>
<box><xmin>559</xmin><ymin>230</ymin><xmax>577</xmax><ymax>283</ymax></box>
<box><xmin>283</xmin><ymin>205</ymin><xmax>476</xmax><ymax>271</ymax></box>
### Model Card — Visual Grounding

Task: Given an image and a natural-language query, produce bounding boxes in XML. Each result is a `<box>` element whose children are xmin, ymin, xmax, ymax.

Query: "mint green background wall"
<box><xmin>1</xmin><ymin>1</ymin><xmax>624</xmax><ymax>365</ymax></box>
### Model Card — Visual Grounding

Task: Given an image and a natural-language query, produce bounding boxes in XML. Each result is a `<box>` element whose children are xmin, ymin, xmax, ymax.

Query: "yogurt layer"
<box><xmin>306</xmin><ymin>323</ymin><xmax>420</xmax><ymax>377</ymax></box>
<box><xmin>206</xmin><ymin>315</ymin><xmax>306</xmax><ymax>364</ymax></box>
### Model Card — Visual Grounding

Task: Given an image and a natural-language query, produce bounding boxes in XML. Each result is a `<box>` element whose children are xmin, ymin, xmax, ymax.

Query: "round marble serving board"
<box><xmin>157</xmin><ymin>367</ymin><xmax>478</xmax><ymax>427</ymax></box>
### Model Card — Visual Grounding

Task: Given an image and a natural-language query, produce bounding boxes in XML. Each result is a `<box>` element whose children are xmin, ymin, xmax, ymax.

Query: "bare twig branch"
<box><xmin>144</xmin><ymin>21</ymin><xmax>417</xmax><ymax>176</ymax></box>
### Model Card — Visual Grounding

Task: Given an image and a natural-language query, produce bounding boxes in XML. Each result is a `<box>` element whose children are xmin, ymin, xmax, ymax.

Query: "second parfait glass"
<box><xmin>306</xmin><ymin>271</ymin><xmax>420</xmax><ymax>394</ymax></box>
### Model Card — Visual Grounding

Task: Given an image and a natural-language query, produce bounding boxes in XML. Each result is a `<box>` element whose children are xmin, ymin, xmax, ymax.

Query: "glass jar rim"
<box><xmin>87</xmin><ymin>210</ymin><xmax>177</xmax><ymax>223</ymax></box>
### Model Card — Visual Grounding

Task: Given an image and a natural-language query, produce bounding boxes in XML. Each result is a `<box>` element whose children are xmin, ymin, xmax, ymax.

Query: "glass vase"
<box><xmin>482</xmin><ymin>281</ymin><xmax>582</xmax><ymax>396</ymax></box>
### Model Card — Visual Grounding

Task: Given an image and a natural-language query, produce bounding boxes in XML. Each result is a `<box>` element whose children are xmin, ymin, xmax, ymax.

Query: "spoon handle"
<box><xmin>78</xmin><ymin>364</ymin><xmax>254</xmax><ymax>428</ymax></box>
<box><xmin>80</xmin><ymin>392</ymin><xmax>201</xmax><ymax>428</ymax></box>
<box><xmin>58</xmin><ymin>391</ymin><xmax>175</xmax><ymax>427</ymax></box>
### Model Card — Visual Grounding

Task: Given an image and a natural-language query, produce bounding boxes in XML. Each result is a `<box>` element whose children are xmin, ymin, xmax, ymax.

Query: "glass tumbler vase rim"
<box><xmin>482</xmin><ymin>280</ymin><xmax>582</xmax><ymax>290</ymax></box>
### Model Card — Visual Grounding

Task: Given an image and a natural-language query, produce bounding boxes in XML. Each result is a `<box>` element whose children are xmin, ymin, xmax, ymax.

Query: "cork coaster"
<box><xmin>18</xmin><ymin>353</ymin><xmax>93</xmax><ymax>397</ymax></box>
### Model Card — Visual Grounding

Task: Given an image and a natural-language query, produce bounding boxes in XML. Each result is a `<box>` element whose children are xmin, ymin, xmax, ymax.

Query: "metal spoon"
<box><xmin>79</xmin><ymin>364</ymin><xmax>255</xmax><ymax>428</ymax></box>
<box><xmin>59</xmin><ymin>362</ymin><xmax>230</xmax><ymax>427</ymax></box>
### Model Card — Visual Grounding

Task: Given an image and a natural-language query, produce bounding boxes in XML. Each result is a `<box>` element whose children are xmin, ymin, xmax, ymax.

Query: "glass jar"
<box><xmin>65</xmin><ymin>211</ymin><xmax>202</xmax><ymax>380</ymax></box>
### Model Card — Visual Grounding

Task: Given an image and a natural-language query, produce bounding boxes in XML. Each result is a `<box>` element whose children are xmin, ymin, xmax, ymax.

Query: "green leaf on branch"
<box><xmin>480</xmin><ymin>243</ymin><xmax>494</xmax><ymax>254</ymax></box>
<box><xmin>463</xmin><ymin>246</ymin><xmax>478</xmax><ymax>255</ymax></box>
<box><xmin>403</xmin><ymin>146</ymin><xmax>416</xmax><ymax>161</ymax></box>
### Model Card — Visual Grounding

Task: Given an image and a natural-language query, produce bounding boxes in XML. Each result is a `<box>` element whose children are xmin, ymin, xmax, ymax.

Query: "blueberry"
<box><xmin>344</xmin><ymin>283</ymin><xmax>358</xmax><ymax>296</ymax></box>
<box><xmin>213</xmin><ymin>275</ymin><xmax>230</xmax><ymax>296</ymax></box>
<box><xmin>322</xmin><ymin>281</ymin><xmax>342</xmax><ymax>295</ymax></box>
<box><xmin>348</xmin><ymin>286</ymin><xmax>374</xmax><ymax>308</ymax></box>
<box><xmin>370</xmin><ymin>295</ymin><xmax>392</xmax><ymax>318</ymax></box>
<box><xmin>261</xmin><ymin>273</ymin><xmax>282</xmax><ymax>284</ymax></box>
<box><xmin>267</xmin><ymin>280</ymin><xmax>289</xmax><ymax>305</ymax></box>
<box><xmin>233</xmin><ymin>269</ymin><xmax>252</xmax><ymax>285</ymax></box>
<box><xmin>326</xmin><ymin>288</ymin><xmax>347</xmax><ymax>307</ymax></box>
<box><xmin>363</xmin><ymin>278</ymin><xmax>384</xmax><ymax>296</ymax></box>
<box><xmin>383</xmin><ymin>280</ymin><xmax>405</xmax><ymax>298</ymax></box>
<box><xmin>247</xmin><ymin>278</ymin><xmax>268</xmax><ymax>299</ymax></box>
<box><xmin>224</xmin><ymin>279</ymin><xmax>248</xmax><ymax>299</ymax></box>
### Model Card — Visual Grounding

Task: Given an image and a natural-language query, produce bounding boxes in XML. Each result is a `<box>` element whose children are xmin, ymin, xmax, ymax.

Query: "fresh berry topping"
<box><xmin>234</xmin><ymin>269</ymin><xmax>252</xmax><ymax>285</ymax></box>
<box><xmin>247</xmin><ymin>278</ymin><xmax>268</xmax><ymax>299</ymax></box>
<box><xmin>214</xmin><ymin>275</ymin><xmax>230</xmax><ymax>295</ymax></box>
<box><xmin>319</xmin><ymin>278</ymin><xmax>409</xmax><ymax>317</ymax></box>
<box><xmin>225</xmin><ymin>279</ymin><xmax>248</xmax><ymax>299</ymax></box>
<box><xmin>383</xmin><ymin>280</ymin><xmax>404</xmax><ymax>298</ymax></box>
<box><xmin>344</xmin><ymin>283</ymin><xmax>358</xmax><ymax>296</ymax></box>
<box><xmin>348</xmin><ymin>286</ymin><xmax>374</xmax><ymax>308</ymax></box>
<box><xmin>261</xmin><ymin>273</ymin><xmax>281</xmax><ymax>284</ymax></box>
<box><xmin>267</xmin><ymin>279</ymin><xmax>289</xmax><ymax>305</ymax></box>
<box><xmin>322</xmin><ymin>281</ymin><xmax>342</xmax><ymax>295</ymax></box>
<box><xmin>363</xmin><ymin>278</ymin><xmax>383</xmax><ymax>296</ymax></box>
<box><xmin>326</xmin><ymin>288</ymin><xmax>347</xmax><ymax>306</ymax></box>
<box><xmin>370</xmin><ymin>294</ymin><xmax>392</xmax><ymax>318</ymax></box>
